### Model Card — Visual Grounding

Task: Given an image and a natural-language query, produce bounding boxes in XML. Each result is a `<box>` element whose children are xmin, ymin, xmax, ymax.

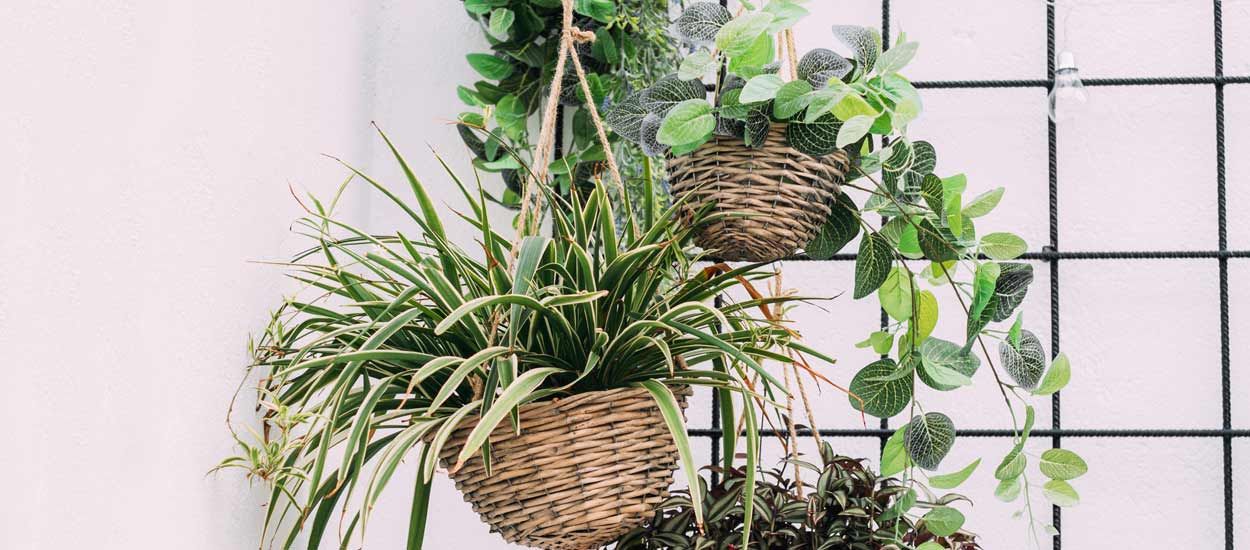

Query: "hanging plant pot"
<box><xmin>438</xmin><ymin>386</ymin><xmax>688</xmax><ymax>550</ymax></box>
<box><xmin>667</xmin><ymin>123</ymin><xmax>851</xmax><ymax>262</ymax></box>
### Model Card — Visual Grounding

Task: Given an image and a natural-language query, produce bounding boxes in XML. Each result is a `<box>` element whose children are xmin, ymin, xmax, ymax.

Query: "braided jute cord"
<box><xmin>510</xmin><ymin>0</ymin><xmax>631</xmax><ymax>260</ymax></box>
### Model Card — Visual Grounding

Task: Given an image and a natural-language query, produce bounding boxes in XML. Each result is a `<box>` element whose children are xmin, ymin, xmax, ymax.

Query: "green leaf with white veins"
<box><xmin>805</xmin><ymin>191</ymin><xmax>858</xmax><ymax>258</ymax></box>
<box><xmin>836</xmin><ymin>114</ymin><xmax>874</xmax><ymax>147</ymax></box>
<box><xmin>657</xmin><ymin>100</ymin><xmax>715</xmax><ymax>146</ymax></box>
<box><xmin>674</xmin><ymin>2</ymin><xmax>732</xmax><ymax>44</ymax></box>
<box><xmin>740</xmin><ymin>74</ymin><xmax>785</xmax><ymax>103</ymax></box>
<box><xmin>1000</xmin><ymin>329</ymin><xmax>1046</xmax><ymax>390</ymax></box>
<box><xmin>849</xmin><ymin>359</ymin><xmax>913</xmax><ymax>418</ymax></box>
<box><xmin>905</xmin><ymin>412</ymin><xmax>955</xmax><ymax>470</ymax></box>
<box><xmin>773</xmin><ymin>80</ymin><xmax>813</xmax><ymax>119</ymax></box>
<box><xmin>678</xmin><ymin>49</ymin><xmax>718</xmax><ymax>80</ymax></box>
<box><xmin>831</xmin><ymin>25</ymin><xmax>881</xmax><ymax>77</ymax></box>
<box><xmin>640</xmin><ymin>76</ymin><xmax>707</xmax><ymax>117</ymax></box>
<box><xmin>853</xmin><ymin>232</ymin><xmax>892</xmax><ymax>299</ymax></box>
<box><xmin>488</xmin><ymin>8</ymin><xmax>514</xmax><ymax>39</ymax></box>
<box><xmin>981</xmin><ymin>232</ymin><xmax>1028</xmax><ymax>260</ymax></box>
<box><xmin>716</xmin><ymin>13</ymin><xmax>775</xmax><ymax>57</ymax></box>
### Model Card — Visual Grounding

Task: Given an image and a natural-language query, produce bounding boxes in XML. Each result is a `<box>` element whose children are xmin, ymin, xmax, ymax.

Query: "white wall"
<box><xmin>2</xmin><ymin>0</ymin><xmax>1246</xmax><ymax>549</ymax></box>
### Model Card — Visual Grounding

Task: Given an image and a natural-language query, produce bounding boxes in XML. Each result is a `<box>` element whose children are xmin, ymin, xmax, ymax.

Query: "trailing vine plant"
<box><xmin>454</xmin><ymin>0</ymin><xmax>676</xmax><ymax>208</ymax></box>
<box><xmin>604</xmin><ymin>2</ymin><xmax>1087</xmax><ymax>545</ymax></box>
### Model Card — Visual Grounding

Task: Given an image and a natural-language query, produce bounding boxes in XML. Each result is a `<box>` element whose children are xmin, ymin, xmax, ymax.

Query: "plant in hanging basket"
<box><xmin>216</xmin><ymin>129</ymin><xmax>838</xmax><ymax>550</ymax></box>
<box><xmin>455</xmin><ymin>0</ymin><xmax>676</xmax><ymax>207</ymax></box>
<box><xmin>605</xmin><ymin>1</ymin><xmax>927</xmax><ymax>261</ymax></box>
<box><xmin>615</xmin><ymin>442</ymin><xmax>982</xmax><ymax>550</ymax></box>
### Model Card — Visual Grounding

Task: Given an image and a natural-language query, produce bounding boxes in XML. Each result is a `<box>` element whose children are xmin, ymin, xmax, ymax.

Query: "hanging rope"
<box><xmin>509</xmin><ymin>0</ymin><xmax>632</xmax><ymax>259</ymax></box>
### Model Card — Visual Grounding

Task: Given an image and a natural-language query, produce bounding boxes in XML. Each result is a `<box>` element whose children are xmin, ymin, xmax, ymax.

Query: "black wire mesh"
<box><xmin>685</xmin><ymin>1</ymin><xmax>1243</xmax><ymax>548</ymax></box>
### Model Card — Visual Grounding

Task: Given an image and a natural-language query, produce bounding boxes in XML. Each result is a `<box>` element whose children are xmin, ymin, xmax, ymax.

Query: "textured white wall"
<box><xmin>1</xmin><ymin>0</ymin><xmax>1246</xmax><ymax>549</ymax></box>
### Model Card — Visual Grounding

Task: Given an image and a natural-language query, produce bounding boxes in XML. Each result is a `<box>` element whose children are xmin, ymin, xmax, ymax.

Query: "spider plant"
<box><xmin>220</xmin><ymin>129</ymin><xmax>837</xmax><ymax>550</ymax></box>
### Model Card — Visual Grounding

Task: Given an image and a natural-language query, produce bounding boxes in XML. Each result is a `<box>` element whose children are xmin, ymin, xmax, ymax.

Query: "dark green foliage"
<box><xmin>455</xmin><ymin>0</ymin><xmax>677</xmax><ymax>207</ymax></box>
<box><xmin>614</xmin><ymin>445</ymin><xmax>981</xmax><ymax>550</ymax></box>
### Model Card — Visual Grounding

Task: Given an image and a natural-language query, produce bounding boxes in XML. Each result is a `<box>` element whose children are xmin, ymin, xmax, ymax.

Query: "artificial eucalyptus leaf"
<box><xmin>981</xmin><ymin>232</ymin><xmax>1028</xmax><ymax>260</ymax></box>
<box><xmin>1034</xmin><ymin>352</ymin><xmax>1071</xmax><ymax>395</ymax></box>
<box><xmin>1043</xmin><ymin>479</ymin><xmax>1080</xmax><ymax>507</ymax></box>
<box><xmin>836</xmin><ymin>114</ymin><xmax>874</xmax><ymax>148</ymax></box>
<box><xmin>678</xmin><ymin>49</ymin><xmax>718</xmax><ymax>80</ymax></box>
<box><xmin>773</xmin><ymin>80</ymin><xmax>814</xmax><ymax>119</ymax></box>
<box><xmin>994</xmin><ymin>476</ymin><xmax>1023</xmax><ymax>502</ymax></box>
<box><xmin>1000</xmin><ymin>329</ymin><xmax>1046</xmax><ymax>390</ymax></box>
<box><xmin>918</xmin><ymin>337</ymin><xmax>981</xmax><ymax>391</ymax></box>
<box><xmin>805</xmin><ymin>192</ymin><xmax>858</xmax><ymax>259</ymax></box>
<box><xmin>740</xmin><ymin>74</ymin><xmax>786</xmax><ymax>103</ymax></box>
<box><xmin>878</xmin><ymin>267</ymin><xmax>914</xmax><ymax>321</ymax></box>
<box><xmin>853</xmin><ymin>232</ymin><xmax>892</xmax><ymax>299</ymax></box>
<box><xmin>922</xmin><ymin>506</ymin><xmax>965</xmax><ymax>538</ymax></box>
<box><xmin>641</xmin><ymin>75</ymin><xmax>707</xmax><ymax>117</ymax></box>
<box><xmin>715</xmin><ymin>12</ymin><xmax>775</xmax><ymax>57</ymax></box>
<box><xmin>466</xmin><ymin>53</ymin><xmax>514</xmax><ymax>80</ymax></box>
<box><xmin>797</xmin><ymin>48</ymin><xmax>852</xmax><ymax>87</ymax></box>
<box><xmin>928</xmin><ymin>458</ymin><xmax>981</xmax><ymax>490</ymax></box>
<box><xmin>674</xmin><ymin>1</ymin><xmax>732</xmax><ymax>44</ymax></box>
<box><xmin>848</xmin><ymin>359</ymin><xmax>913</xmax><ymax>418</ymax></box>
<box><xmin>787</xmin><ymin>114</ymin><xmax>843</xmax><ymax>156</ymax></box>
<box><xmin>963</xmin><ymin>187</ymin><xmax>1005</xmax><ymax>218</ymax></box>
<box><xmin>657</xmin><ymin>99</ymin><xmax>715</xmax><ymax>146</ymax></box>
<box><xmin>1039</xmin><ymin>448</ymin><xmax>1088</xmax><ymax>481</ymax></box>
<box><xmin>904</xmin><ymin>412</ymin><xmax>955</xmax><ymax>470</ymax></box>
<box><xmin>881</xmin><ymin>426</ymin><xmax>910</xmax><ymax>476</ymax></box>
<box><xmin>831</xmin><ymin>25</ymin><xmax>881</xmax><ymax>76</ymax></box>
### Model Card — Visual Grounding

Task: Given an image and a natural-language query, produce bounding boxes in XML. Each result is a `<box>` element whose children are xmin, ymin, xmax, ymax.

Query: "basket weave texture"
<box><xmin>668</xmin><ymin>123</ymin><xmax>850</xmax><ymax>262</ymax></box>
<box><xmin>439</xmin><ymin>386</ymin><xmax>686</xmax><ymax>550</ymax></box>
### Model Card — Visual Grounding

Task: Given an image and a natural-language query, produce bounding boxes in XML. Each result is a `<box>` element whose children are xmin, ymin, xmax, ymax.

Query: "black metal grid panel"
<box><xmin>685</xmin><ymin>1</ymin><xmax>1245</xmax><ymax>548</ymax></box>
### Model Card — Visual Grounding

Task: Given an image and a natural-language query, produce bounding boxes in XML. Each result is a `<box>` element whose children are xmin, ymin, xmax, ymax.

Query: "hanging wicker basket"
<box><xmin>438</xmin><ymin>386</ymin><xmax>687</xmax><ymax>550</ymax></box>
<box><xmin>668</xmin><ymin>123</ymin><xmax>851</xmax><ymax>262</ymax></box>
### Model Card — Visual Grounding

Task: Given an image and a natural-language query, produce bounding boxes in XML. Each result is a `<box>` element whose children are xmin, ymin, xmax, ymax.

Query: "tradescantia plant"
<box><xmin>217</xmin><ymin>130</ymin><xmax>838</xmax><ymax>549</ymax></box>
<box><xmin>455</xmin><ymin>0</ymin><xmax>676</xmax><ymax>206</ymax></box>
<box><xmin>607</xmin><ymin>1</ymin><xmax>1087</xmax><ymax>543</ymax></box>
<box><xmin>615</xmin><ymin>443</ymin><xmax>982</xmax><ymax>550</ymax></box>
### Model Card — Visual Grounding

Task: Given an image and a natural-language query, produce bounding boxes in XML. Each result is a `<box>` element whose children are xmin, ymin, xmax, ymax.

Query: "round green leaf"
<box><xmin>740</xmin><ymin>74</ymin><xmax>785</xmax><ymax>103</ymax></box>
<box><xmin>1039</xmin><ymin>448</ymin><xmax>1088</xmax><ymax>480</ymax></box>
<box><xmin>981</xmin><ymin>232</ymin><xmax>1028</xmax><ymax>260</ymax></box>
<box><xmin>994</xmin><ymin>476</ymin><xmax>1023</xmax><ymax>502</ymax></box>
<box><xmin>465</xmin><ymin>53</ymin><xmax>513</xmax><ymax>80</ymax></box>
<box><xmin>848</xmin><ymin>359</ymin><xmax>913</xmax><ymax>419</ymax></box>
<box><xmin>1034</xmin><ymin>352</ymin><xmax>1071</xmax><ymax>396</ymax></box>
<box><xmin>878</xmin><ymin>267</ymin><xmax>914</xmax><ymax>321</ymax></box>
<box><xmin>773</xmin><ymin>80</ymin><xmax>814</xmax><ymax>119</ymax></box>
<box><xmin>922</xmin><ymin>506</ymin><xmax>965</xmax><ymax>537</ymax></box>
<box><xmin>918</xmin><ymin>337</ymin><xmax>980</xmax><ymax>391</ymax></box>
<box><xmin>1043</xmin><ymin>479</ymin><xmax>1080</xmax><ymax>507</ymax></box>
<box><xmin>657</xmin><ymin>99</ymin><xmax>715</xmax><ymax>147</ymax></box>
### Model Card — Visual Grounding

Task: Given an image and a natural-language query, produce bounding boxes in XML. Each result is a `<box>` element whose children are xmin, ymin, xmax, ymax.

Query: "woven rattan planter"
<box><xmin>668</xmin><ymin>123</ymin><xmax>851</xmax><ymax>262</ymax></box>
<box><xmin>438</xmin><ymin>386</ymin><xmax>687</xmax><ymax>550</ymax></box>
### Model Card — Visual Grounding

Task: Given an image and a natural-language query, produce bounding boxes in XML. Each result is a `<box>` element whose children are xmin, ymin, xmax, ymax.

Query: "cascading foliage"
<box><xmin>216</xmin><ymin>130</ymin><xmax>838</xmax><ymax>549</ymax></box>
<box><xmin>606</xmin><ymin>1</ymin><xmax>1087</xmax><ymax>544</ymax></box>
<box><xmin>454</xmin><ymin>0</ymin><xmax>676</xmax><ymax>206</ymax></box>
